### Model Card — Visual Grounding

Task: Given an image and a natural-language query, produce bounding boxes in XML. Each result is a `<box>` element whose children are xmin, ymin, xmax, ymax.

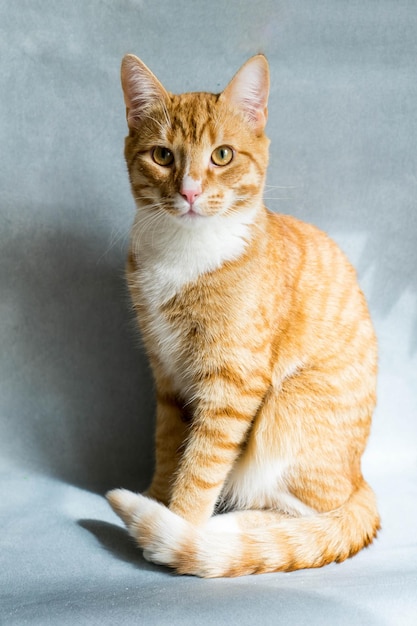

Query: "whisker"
<box><xmin>96</xmin><ymin>224</ymin><xmax>130</xmax><ymax>263</ymax></box>
<box><xmin>132</xmin><ymin>202</ymin><xmax>171</xmax><ymax>252</ymax></box>
<box><xmin>264</xmin><ymin>184</ymin><xmax>301</xmax><ymax>190</ymax></box>
<box><xmin>263</xmin><ymin>196</ymin><xmax>294</xmax><ymax>201</ymax></box>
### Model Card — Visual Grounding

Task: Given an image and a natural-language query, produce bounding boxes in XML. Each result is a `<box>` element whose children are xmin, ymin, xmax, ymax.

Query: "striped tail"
<box><xmin>106</xmin><ymin>480</ymin><xmax>380</xmax><ymax>578</ymax></box>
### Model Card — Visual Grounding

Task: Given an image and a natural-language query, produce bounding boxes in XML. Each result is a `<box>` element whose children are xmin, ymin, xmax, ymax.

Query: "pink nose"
<box><xmin>180</xmin><ymin>185</ymin><xmax>202</xmax><ymax>205</ymax></box>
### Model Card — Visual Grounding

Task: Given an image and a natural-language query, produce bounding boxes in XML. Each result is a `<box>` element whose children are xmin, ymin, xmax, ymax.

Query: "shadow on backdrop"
<box><xmin>1</xmin><ymin>225</ymin><xmax>155</xmax><ymax>493</ymax></box>
<box><xmin>79</xmin><ymin>518</ymin><xmax>162</xmax><ymax>573</ymax></box>
<box><xmin>78</xmin><ymin>517</ymin><xmax>384</xmax><ymax>625</ymax></box>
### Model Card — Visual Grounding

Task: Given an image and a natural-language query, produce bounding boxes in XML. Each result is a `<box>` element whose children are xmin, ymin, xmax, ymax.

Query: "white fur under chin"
<box><xmin>131</xmin><ymin>201</ymin><xmax>260</xmax><ymax>303</ymax></box>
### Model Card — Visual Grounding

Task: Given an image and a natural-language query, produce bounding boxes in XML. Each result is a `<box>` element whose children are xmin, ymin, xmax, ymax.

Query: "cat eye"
<box><xmin>152</xmin><ymin>146</ymin><xmax>174</xmax><ymax>167</ymax></box>
<box><xmin>211</xmin><ymin>145</ymin><xmax>234</xmax><ymax>166</ymax></box>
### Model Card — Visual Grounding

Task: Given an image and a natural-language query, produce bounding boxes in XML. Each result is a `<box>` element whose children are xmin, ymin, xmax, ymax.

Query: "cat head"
<box><xmin>121</xmin><ymin>55</ymin><xmax>270</xmax><ymax>227</ymax></box>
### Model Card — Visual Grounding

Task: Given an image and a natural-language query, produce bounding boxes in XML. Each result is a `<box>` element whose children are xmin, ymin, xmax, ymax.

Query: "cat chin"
<box><xmin>172</xmin><ymin>208</ymin><xmax>216</xmax><ymax>228</ymax></box>
<box><xmin>179</xmin><ymin>208</ymin><xmax>207</xmax><ymax>220</ymax></box>
<box><xmin>173</xmin><ymin>196</ymin><xmax>233</xmax><ymax>223</ymax></box>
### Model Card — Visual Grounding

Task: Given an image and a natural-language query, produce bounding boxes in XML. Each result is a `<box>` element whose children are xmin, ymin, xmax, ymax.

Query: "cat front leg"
<box><xmin>145</xmin><ymin>390</ymin><xmax>189</xmax><ymax>506</ymax></box>
<box><xmin>168</xmin><ymin>384</ymin><xmax>268</xmax><ymax>526</ymax></box>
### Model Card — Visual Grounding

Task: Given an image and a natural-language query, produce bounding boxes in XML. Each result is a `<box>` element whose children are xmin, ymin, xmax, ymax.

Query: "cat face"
<box><xmin>121</xmin><ymin>56</ymin><xmax>270</xmax><ymax>227</ymax></box>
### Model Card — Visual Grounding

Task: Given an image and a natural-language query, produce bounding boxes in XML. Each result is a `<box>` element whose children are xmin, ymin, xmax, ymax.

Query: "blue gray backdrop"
<box><xmin>1</xmin><ymin>1</ymin><xmax>416</xmax><ymax>624</ymax></box>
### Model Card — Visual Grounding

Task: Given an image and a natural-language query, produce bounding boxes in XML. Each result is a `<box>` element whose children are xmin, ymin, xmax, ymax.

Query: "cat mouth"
<box><xmin>180</xmin><ymin>207</ymin><xmax>206</xmax><ymax>219</ymax></box>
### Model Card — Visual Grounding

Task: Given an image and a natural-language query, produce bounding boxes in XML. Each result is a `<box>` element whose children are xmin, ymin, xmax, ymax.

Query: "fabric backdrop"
<box><xmin>1</xmin><ymin>1</ymin><xmax>416</xmax><ymax>623</ymax></box>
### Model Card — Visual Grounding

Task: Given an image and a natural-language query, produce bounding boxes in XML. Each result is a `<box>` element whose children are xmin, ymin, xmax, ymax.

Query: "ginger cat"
<box><xmin>107</xmin><ymin>54</ymin><xmax>380</xmax><ymax>577</ymax></box>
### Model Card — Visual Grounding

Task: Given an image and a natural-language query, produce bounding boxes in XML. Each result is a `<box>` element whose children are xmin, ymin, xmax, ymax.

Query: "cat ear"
<box><xmin>121</xmin><ymin>54</ymin><xmax>169</xmax><ymax>129</ymax></box>
<box><xmin>221</xmin><ymin>55</ymin><xmax>270</xmax><ymax>133</ymax></box>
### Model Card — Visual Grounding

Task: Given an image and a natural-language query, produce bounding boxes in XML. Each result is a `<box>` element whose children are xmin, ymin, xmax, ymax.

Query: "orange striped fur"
<box><xmin>107</xmin><ymin>54</ymin><xmax>380</xmax><ymax>577</ymax></box>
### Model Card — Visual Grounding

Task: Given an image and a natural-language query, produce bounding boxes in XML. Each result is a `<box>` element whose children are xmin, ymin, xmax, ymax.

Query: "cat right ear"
<box><xmin>121</xmin><ymin>55</ymin><xmax>169</xmax><ymax>129</ymax></box>
<box><xmin>221</xmin><ymin>54</ymin><xmax>270</xmax><ymax>134</ymax></box>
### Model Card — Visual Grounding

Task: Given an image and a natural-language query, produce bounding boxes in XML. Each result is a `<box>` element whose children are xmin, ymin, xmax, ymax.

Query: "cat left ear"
<box><xmin>220</xmin><ymin>55</ymin><xmax>270</xmax><ymax>134</ymax></box>
<box><xmin>121</xmin><ymin>54</ymin><xmax>169</xmax><ymax>130</ymax></box>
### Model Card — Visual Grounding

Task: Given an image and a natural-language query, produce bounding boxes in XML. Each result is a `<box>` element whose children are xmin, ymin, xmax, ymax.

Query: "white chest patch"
<box><xmin>130</xmin><ymin>204</ymin><xmax>259</xmax><ymax>388</ymax></box>
<box><xmin>221</xmin><ymin>456</ymin><xmax>316</xmax><ymax>517</ymax></box>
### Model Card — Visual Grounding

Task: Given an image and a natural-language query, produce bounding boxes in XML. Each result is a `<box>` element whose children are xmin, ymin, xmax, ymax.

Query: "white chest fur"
<box><xmin>130</xmin><ymin>206</ymin><xmax>258</xmax><ymax>389</ymax></box>
<box><xmin>222</xmin><ymin>456</ymin><xmax>316</xmax><ymax>516</ymax></box>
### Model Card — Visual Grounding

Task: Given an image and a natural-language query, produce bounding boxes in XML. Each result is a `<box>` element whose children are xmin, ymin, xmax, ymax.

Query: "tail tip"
<box><xmin>106</xmin><ymin>488</ymin><xmax>140</xmax><ymax>526</ymax></box>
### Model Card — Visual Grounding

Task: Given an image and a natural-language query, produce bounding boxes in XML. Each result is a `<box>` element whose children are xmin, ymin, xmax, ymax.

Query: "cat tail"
<box><xmin>106</xmin><ymin>480</ymin><xmax>380</xmax><ymax>578</ymax></box>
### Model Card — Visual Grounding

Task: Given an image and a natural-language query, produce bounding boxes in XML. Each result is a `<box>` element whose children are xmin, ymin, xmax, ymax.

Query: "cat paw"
<box><xmin>106</xmin><ymin>489</ymin><xmax>190</xmax><ymax>567</ymax></box>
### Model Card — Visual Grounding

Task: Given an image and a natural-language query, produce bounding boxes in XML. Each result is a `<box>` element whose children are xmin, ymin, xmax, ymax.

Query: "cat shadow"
<box><xmin>3</xmin><ymin>226</ymin><xmax>155</xmax><ymax>494</ymax></box>
<box><xmin>78</xmin><ymin>518</ymin><xmax>168</xmax><ymax>574</ymax></box>
<box><xmin>77</xmin><ymin>521</ymin><xmax>382</xmax><ymax>626</ymax></box>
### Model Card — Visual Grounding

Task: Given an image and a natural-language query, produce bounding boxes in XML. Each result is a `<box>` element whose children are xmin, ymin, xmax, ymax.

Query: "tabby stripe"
<box><xmin>168</xmin><ymin>115</ymin><xmax>183</xmax><ymax>139</ymax></box>
<box><xmin>194</xmin><ymin>424</ymin><xmax>241</xmax><ymax>449</ymax></box>
<box><xmin>209</xmin><ymin>407</ymin><xmax>252</xmax><ymax>421</ymax></box>
<box><xmin>189</xmin><ymin>475</ymin><xmax>223</xmax><ymax>490</ymax></box>
<box><xmin>200</xmin><ymin>369</ymin><xmax>269</xmax><ymax>394</ymax></box>
<box><xmin>203</xmin><ymin>451</ymin><xmax>236</xmax><ymax>464</ymax></box>
<box><xmin>238</xmin><ymin>150</ymin><xmax>263</xmax><ymax>176</ymax></box>
<box><xmin>196</xmin><ymin>118</ymin><xmax>211</xmax><ymax>144</ymax></box>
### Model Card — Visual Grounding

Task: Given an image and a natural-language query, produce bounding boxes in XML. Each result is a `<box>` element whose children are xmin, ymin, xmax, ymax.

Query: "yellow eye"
<box><xmin>211</xmin><ymin>145</ymin><xmax>233</xmax><ymax>166</ymax></box>
<box><xmin>152</xmin><ymin>146</ymin><xmax>174</xmax><ymax>166</ymax></box>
